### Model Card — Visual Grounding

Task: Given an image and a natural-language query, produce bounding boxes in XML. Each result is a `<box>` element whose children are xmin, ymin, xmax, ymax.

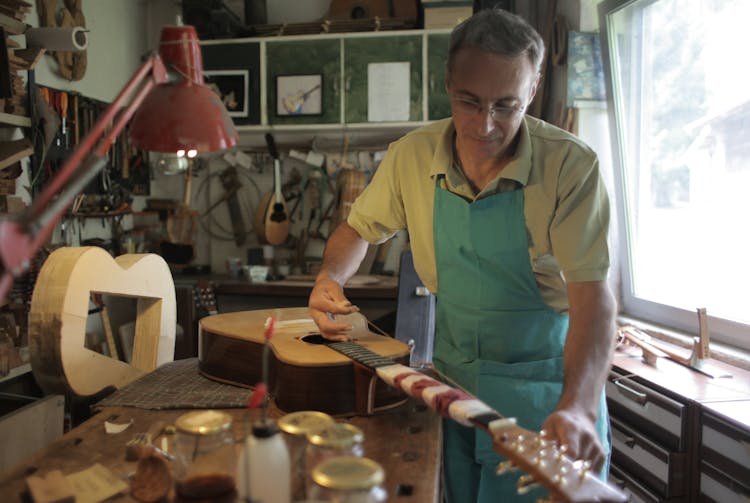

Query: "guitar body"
<box><xmin>198</xmin><ymin>307</ymin><xmax>409</xmax><ymax>415</ymax></box>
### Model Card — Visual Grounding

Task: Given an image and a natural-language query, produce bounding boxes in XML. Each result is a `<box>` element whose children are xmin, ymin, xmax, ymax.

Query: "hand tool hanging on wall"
<box><xmin>219</xmin><ymin>165</ymin><xmax>246</xmax><ymax>246</ymax></box>
<box><xmin>162</xmin><ymin>164</ymin><xmax>197</xmax><ymax>265</ymax></box>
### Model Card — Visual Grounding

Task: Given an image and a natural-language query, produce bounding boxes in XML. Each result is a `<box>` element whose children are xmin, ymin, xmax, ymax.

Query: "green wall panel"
<box><xmin>343</xmin><ymin>35</ymin><xmax>423</xmax><ymax>123</ymax></box>
<box><xmin>428</xmin><ymin>33</ymin><xmax>451</xmax><ymax>121</ymax></box>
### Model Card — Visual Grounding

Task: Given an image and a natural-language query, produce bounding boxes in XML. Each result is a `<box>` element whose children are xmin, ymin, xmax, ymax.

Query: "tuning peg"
<box><xmin>572</xmin><ymin>459</ymin><xmax>593</xmax><ymax>477</ymax></box>
<box><xmin>495</xmin><ymin>460</ymin><xmax>518</xmax><ymax>475</ymax></box>
<box><xmin>535</xmin><ymin>497</ymin><xmax>556</xmax><ymax>503</ymax></box>
<box><xmin>516</xmin><ymin>474</ymin><xmax>540</xmax><ymax>495</ymax></box>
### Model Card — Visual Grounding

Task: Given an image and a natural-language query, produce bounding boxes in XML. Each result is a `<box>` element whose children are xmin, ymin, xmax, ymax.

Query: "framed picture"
<box><xmin>204</xmin><ymin>69</ymin><xmax>249</xmax><ymax>117</ymax></box>
<box><xmin>275</xmin><ymin>74</ymin><xmax>323</xmax><ymax>116</ymax></box>
<box><xmin>566</xmin><ymin>32</ymin><xmax>606</xmax><ymax>108</ymax></box>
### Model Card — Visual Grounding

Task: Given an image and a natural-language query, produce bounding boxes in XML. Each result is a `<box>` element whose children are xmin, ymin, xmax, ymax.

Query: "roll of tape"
<box><xmin>25</xmin><ymin>26</ymin><xmax>88</xmax><ymax>51</ymax></box>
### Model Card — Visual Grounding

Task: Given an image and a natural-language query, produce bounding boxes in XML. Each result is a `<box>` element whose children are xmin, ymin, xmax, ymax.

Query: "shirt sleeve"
<box><xmin>549</xmin><ymin>152</ymin><xmax>611</xmax><ymax>283</ymax></box>
<box><xmin>346</xmin><ymin>145</ymin><xmax>407</xmax><ymax>244</ymax></box>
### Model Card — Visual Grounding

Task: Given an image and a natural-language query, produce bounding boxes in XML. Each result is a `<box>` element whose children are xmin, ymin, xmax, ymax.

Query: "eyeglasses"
<box><xmin>449</xmin><ymin>93</ymin><xmax>527</xmax><ymax>121</ymax></box>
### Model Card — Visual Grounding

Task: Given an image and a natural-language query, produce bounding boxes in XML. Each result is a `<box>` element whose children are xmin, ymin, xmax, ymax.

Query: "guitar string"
<box><xmin>364</xmin><ymin>317</ymin><xmax>477</xmax><ymax>400</ymax></box>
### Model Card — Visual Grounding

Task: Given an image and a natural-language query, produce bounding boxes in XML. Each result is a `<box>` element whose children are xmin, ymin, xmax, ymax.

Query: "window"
<box><xmin>599</xmin><ymin>0</ymin><xmax>750</xmax><ymax>350</ymax></box>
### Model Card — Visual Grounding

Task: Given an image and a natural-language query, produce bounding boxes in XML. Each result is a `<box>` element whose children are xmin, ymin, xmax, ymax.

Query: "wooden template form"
<box><xmin>28</xmin><ymin>247</ymin><xmax>176</xmax><ymax>397</ymax></box>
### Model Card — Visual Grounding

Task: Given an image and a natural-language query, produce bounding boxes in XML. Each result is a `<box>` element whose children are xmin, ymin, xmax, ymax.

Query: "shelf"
<box><xmin>0</xmin><ymin>112</ymin><xmax>30</xmax><ymax>128</ymax></box>
<box><xmin>234</xmin><ymin>122</ymin><xmax>428</xmax><ymax>150</ymax></box>
<box><xmin>68</xmin><ymin>209</ymin><xmax>132</xmax><ymax>219</ymax></box>
<box><xmin>0</xmin><ymin>138</ymin><xmax>32</xmax><ymax>170</ymax></box>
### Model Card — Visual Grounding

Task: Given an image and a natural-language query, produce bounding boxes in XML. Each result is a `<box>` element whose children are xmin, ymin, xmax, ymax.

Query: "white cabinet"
<box><xmin>200</xmin><ymin>29</ymin><xmax>452</xmax><ymax>147</ymax></box>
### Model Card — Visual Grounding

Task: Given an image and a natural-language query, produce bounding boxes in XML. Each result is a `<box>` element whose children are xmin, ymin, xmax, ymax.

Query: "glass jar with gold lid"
<box><xmin>172</xmin><ymin>410</ymin><xmax>237</xmax><ymax>501</ymax></box>
<box><xmin>305</xmin><ymin>422</ymin><xmax>364</xmax><ymax>495</ymax></box>
<box><xmin>308</xmin><ymin>456</ymin><xmax>387</xmax><ymax>503</ymax></box>
<box><xmin>278</xmin><ymin>411</ymin><xmax>335</xmax><ymax>501</ymax></box>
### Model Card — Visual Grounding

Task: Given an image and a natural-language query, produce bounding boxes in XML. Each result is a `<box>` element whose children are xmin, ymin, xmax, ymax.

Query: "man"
<box><xmin>309</xmin><ymin>7</ymin><xmax>616</xmax><ymax>502</ymax></box>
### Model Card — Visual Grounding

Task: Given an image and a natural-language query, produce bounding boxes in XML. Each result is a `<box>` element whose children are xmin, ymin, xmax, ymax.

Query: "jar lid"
<box><xmin>278</xmin><ymin>411</ymin><xmax>334</xmax><ymax>436</ymax></box>
<box><xmin>312</xmin><ymin>456</ymin><xmax>384</xmax><ymax>490</ymax></box>
<box><xmin>306</xmin><ymin>422</ymin><xmax>363</xmax><ymax>449</ymax></box>
<box><xmin>175</xmin><ymin>410</ymin><xmax>232</xmax><ymax>435</ymax></box>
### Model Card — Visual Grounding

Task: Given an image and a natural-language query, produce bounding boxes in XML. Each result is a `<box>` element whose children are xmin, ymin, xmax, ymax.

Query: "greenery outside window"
<box><xmin>599</xmin><ymin>0</ymin><xmax>750</xmax><ymax>350</ymax></box>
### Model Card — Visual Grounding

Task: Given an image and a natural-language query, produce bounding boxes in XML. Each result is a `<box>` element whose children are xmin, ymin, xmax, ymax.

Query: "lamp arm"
<box><xmin>0</xmin><ymin>53</ymin><xmax>169</xmax><ymax>303</ymax></box>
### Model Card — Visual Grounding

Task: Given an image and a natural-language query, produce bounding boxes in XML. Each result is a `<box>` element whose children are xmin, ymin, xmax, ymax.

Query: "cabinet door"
<box><xmin>343</xmin><ymin>34</ymin><xmax>423</xmax><ymax>123</ymax></box>
<box><xmin>427</xmin><ymin>33</ymin><xmax>451</xmax><ymax>121</ymax></box>
<box><xmin>266</xmin><ymin>39</ymin><xmax>341</xmax><ymax>125</ymax></box>
<box><xmin>201</xmin><ymin>42</ymin><xmax>261</xmax><ymax>125</ymax></box>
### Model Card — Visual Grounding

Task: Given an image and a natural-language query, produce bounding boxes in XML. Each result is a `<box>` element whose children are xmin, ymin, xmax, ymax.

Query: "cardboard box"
<box><xmin>422</xmin><ymin>1</ymin><xmax>472</xmax><ymax>29</ymax></box>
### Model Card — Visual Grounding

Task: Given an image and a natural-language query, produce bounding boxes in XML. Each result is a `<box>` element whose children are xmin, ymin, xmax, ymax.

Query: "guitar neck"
<box><xmin>324</xmin><ymin>340</ymin><xmax>628</xmax><ymax>503</ymax></box>
<box><xmin>326</xmin><ymin>340</ymin><xmax>395</xmax><ymax>368</ymax></box>
<box><xmin>273</xmin><ymin>158</ymin><xmax>282</xmax><ymax>203</ymax></box>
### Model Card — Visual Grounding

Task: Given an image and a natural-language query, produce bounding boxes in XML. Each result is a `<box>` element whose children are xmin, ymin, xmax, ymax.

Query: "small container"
<box><xmin>308</xmin><ymin>456</ymin><xmax>387</xmax><ymax>503</ymax></box>
<box><xmin>172</xmin><ymin>410</ymin><xmax>237</xmax><ymax>500</ymax></box>
<box><xmin>305</xmin><ymin>422</ymin><xmax>364</xmax><ymax>494</ymax></box>
<box><xmin>238</xmin><ymin>421</ymin><xmax>291</xmax><ymax>503</ymax></box>
<box><xmin>278</xmin><ymin>411</ymin><xmax>335</xmax><ymax>501</ymax></box>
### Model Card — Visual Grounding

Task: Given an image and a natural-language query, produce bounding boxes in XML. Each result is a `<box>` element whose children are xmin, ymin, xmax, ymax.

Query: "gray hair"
<box><xmin>447</xmin><ymin>8</ymin><xmax>545</xmax><ymax>81</ymax></box>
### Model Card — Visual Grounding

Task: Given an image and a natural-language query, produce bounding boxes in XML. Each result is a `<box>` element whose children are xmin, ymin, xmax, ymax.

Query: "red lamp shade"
<box><xmin>129</xmin><ymin>25</ymin><xmax>238</xmax><ymax>153</ymax></box>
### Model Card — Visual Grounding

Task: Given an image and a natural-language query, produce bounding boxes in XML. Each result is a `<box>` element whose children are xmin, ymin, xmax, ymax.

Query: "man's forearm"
<box><xmin>316</xmin><ymin>222</ymin><xmax>370</xmax><ymax>285</ymax></box>
<box><xmin>558</xmin><ymin>281</ymin><xmax>617</xmax><ymax>419</ymax></box>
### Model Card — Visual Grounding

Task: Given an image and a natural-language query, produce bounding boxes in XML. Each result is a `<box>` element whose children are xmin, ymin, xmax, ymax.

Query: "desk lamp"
<box><xmin>0</xmin><ymin>23</ymin><xmax>238</xmax><ymax>303</ymax></box>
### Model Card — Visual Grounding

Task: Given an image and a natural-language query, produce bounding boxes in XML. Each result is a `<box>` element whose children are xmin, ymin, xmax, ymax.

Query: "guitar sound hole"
<box><xmin>301</xmin><ymin>333</ymin><xmax>328</xmax><ymax>345</ymax></box>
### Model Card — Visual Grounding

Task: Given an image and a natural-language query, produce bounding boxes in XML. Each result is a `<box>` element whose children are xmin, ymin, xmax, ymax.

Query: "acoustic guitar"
<box><xmin>254</xmin><ymin>133</ymin><xmax>290</xmax><ymax>245</ymax></box>
<box><xmin>199</xmin><ymin>307</ymin><xmax>409</xmax><ymax>416</ymax></box>
<box><xmin>198</xmin><ymin>308</ymin><xmax>628</xmax><ymax>502</ymax></box>
<box><xmin>282</xmin><ymin>84</ymin><xmax>321</xmax><ymax>114</ymax></box>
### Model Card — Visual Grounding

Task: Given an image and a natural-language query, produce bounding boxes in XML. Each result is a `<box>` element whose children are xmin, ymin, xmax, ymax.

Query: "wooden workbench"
<box><xmin>0</xmin><ymin>399</ymin><xmax>440</xmax><ymax>502</ymax></box>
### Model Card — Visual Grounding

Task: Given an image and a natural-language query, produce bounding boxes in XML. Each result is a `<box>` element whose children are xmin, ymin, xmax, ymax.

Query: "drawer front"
<box><xmin>611</xmin><ymin>417</ymin><xmax>687</xmax><ymax>498</ymax></box>
<box><xmin>699</xmin><ymin>461</ymin><xmax>750</xmax><ymax>503</ymax></box>
<box><xmin>607</xmin><ymin>371</ymin><xmax>687</xmax><ymax>450</ymax></box>
<box><xmin>609</xmin><ymin>465</ymin><xmax>661</xmax><ymax>503</ymax></box>
<box><xmin>701</xmin><ymin>410</ymin><xmax>750</xmax><ymax>486</ymax></box>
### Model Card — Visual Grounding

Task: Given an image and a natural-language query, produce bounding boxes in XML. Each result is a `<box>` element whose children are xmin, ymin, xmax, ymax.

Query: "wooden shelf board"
<box><xmin>0</xmin><ymin>137</ymin><xmax>32</xmax><ymax>170</ymax></box>
<box><xmin>0</xmin><ymin>112</ymin><xmax>30</xmax><ymax>127</ymax></box>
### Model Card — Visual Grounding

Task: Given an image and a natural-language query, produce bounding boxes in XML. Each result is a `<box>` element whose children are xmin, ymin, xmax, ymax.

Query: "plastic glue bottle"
<box><xmin>238</xmin><ymin>419</ymin><xmax>291</xmax><ymax>503</ymax></box>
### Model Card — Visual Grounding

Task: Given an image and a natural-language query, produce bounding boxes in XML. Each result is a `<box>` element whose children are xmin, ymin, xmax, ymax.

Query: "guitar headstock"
<box><xmin>488</xmin><ymin>420</ymin><xmax>628</xmax><ymax>503</ymax></box>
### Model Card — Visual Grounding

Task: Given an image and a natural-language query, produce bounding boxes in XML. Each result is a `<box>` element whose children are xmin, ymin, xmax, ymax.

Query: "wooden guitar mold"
<box><xmin>29</xmin><ymin>247</ymin><xmax>176</xmax><ymax>397</ymax></box>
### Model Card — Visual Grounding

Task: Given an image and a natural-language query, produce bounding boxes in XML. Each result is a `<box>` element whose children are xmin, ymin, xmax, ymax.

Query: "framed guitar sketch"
<box><xmin>204</xmin><ymin>70</ymin><xmax>249</xmax><ymax>117</ymax></box>
<box><xmin>275</xmin><ymin>74</ymin><xmax>323</xmax><ymax>116</ymax></box>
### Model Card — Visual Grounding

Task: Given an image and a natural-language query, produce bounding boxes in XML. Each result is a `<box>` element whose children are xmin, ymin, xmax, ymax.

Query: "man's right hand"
<box><xmin>308</xmin><ymin>277</ymin><xmax>360</xmax><ymax>341</ymax></box>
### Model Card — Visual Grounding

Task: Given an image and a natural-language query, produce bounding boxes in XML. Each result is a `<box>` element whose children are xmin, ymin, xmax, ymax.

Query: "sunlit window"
<box><xmin>600</xmin><ymin>0</ymin><xmax>750</xmax><ymax>349</ymax></box>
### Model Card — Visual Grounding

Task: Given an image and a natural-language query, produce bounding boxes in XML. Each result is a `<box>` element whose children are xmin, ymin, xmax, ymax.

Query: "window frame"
<box><xmin>598</xmin><ymin>0</ymin><xmax>749</xmax><ymax>351</ymax></box>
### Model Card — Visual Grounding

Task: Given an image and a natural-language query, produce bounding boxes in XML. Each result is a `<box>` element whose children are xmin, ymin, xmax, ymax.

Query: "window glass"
<box><xmin>601</xmin><ymin>0</ymin><xmax>750</xmax><ymax>348</ymax></box>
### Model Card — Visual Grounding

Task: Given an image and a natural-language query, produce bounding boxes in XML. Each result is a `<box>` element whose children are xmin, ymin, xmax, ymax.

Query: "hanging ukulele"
<box><xmin>254</xmin><ymin>133</ymin><xmax>290</xmax><ymax>246</ymax></box>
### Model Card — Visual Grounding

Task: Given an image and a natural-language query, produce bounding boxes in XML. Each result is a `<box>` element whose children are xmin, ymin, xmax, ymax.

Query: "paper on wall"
<box><xmin>367</xmin><ymin>62</ymin><xmax>410</xmax><ymax>122</ymax></box>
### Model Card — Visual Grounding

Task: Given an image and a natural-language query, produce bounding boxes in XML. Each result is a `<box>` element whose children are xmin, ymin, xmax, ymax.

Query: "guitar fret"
<box><xmin>469</xmin><ymin>411</ymin><xmax>503</xmax><ymax>428</ymax></box>
<box><xmin>328</xmin><ymin>342</ymin><xmax>395</xmax><ymax>369</ymax></box>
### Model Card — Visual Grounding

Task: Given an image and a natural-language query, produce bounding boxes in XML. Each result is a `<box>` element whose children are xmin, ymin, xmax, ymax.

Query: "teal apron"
<box><xmin>431</xmin><ymin>176</ymin><xmax>610</xmax><ymax>502</ymax></box>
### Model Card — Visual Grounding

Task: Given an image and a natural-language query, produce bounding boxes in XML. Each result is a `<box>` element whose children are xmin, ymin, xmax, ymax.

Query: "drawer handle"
<box><xmin>613</xmin><ymin>379</ymin><xmax>648</xmax><ymax>406</ymax></box>
<box><xmin>624</xmin><ymin>436</ymin><xmax>636</xmax><ymax>449</ymax></box>
<box><xmin>609</xmin><ymin>474</ymin><xmax>626</xmax><ymax>489</ymax></box>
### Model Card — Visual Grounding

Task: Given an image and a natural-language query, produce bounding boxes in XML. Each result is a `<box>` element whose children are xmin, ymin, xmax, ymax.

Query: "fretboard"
<box><xmin>326</xmin><ymin>341</ymin><xmax>396</xmax><ymax>369</ymax></box>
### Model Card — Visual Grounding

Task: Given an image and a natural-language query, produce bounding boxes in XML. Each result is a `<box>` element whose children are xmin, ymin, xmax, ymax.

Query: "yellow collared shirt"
<box><xmin>347</xmin><ymin>116</ymin><xmax>611</xmax><ymax>312</ymax></box>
